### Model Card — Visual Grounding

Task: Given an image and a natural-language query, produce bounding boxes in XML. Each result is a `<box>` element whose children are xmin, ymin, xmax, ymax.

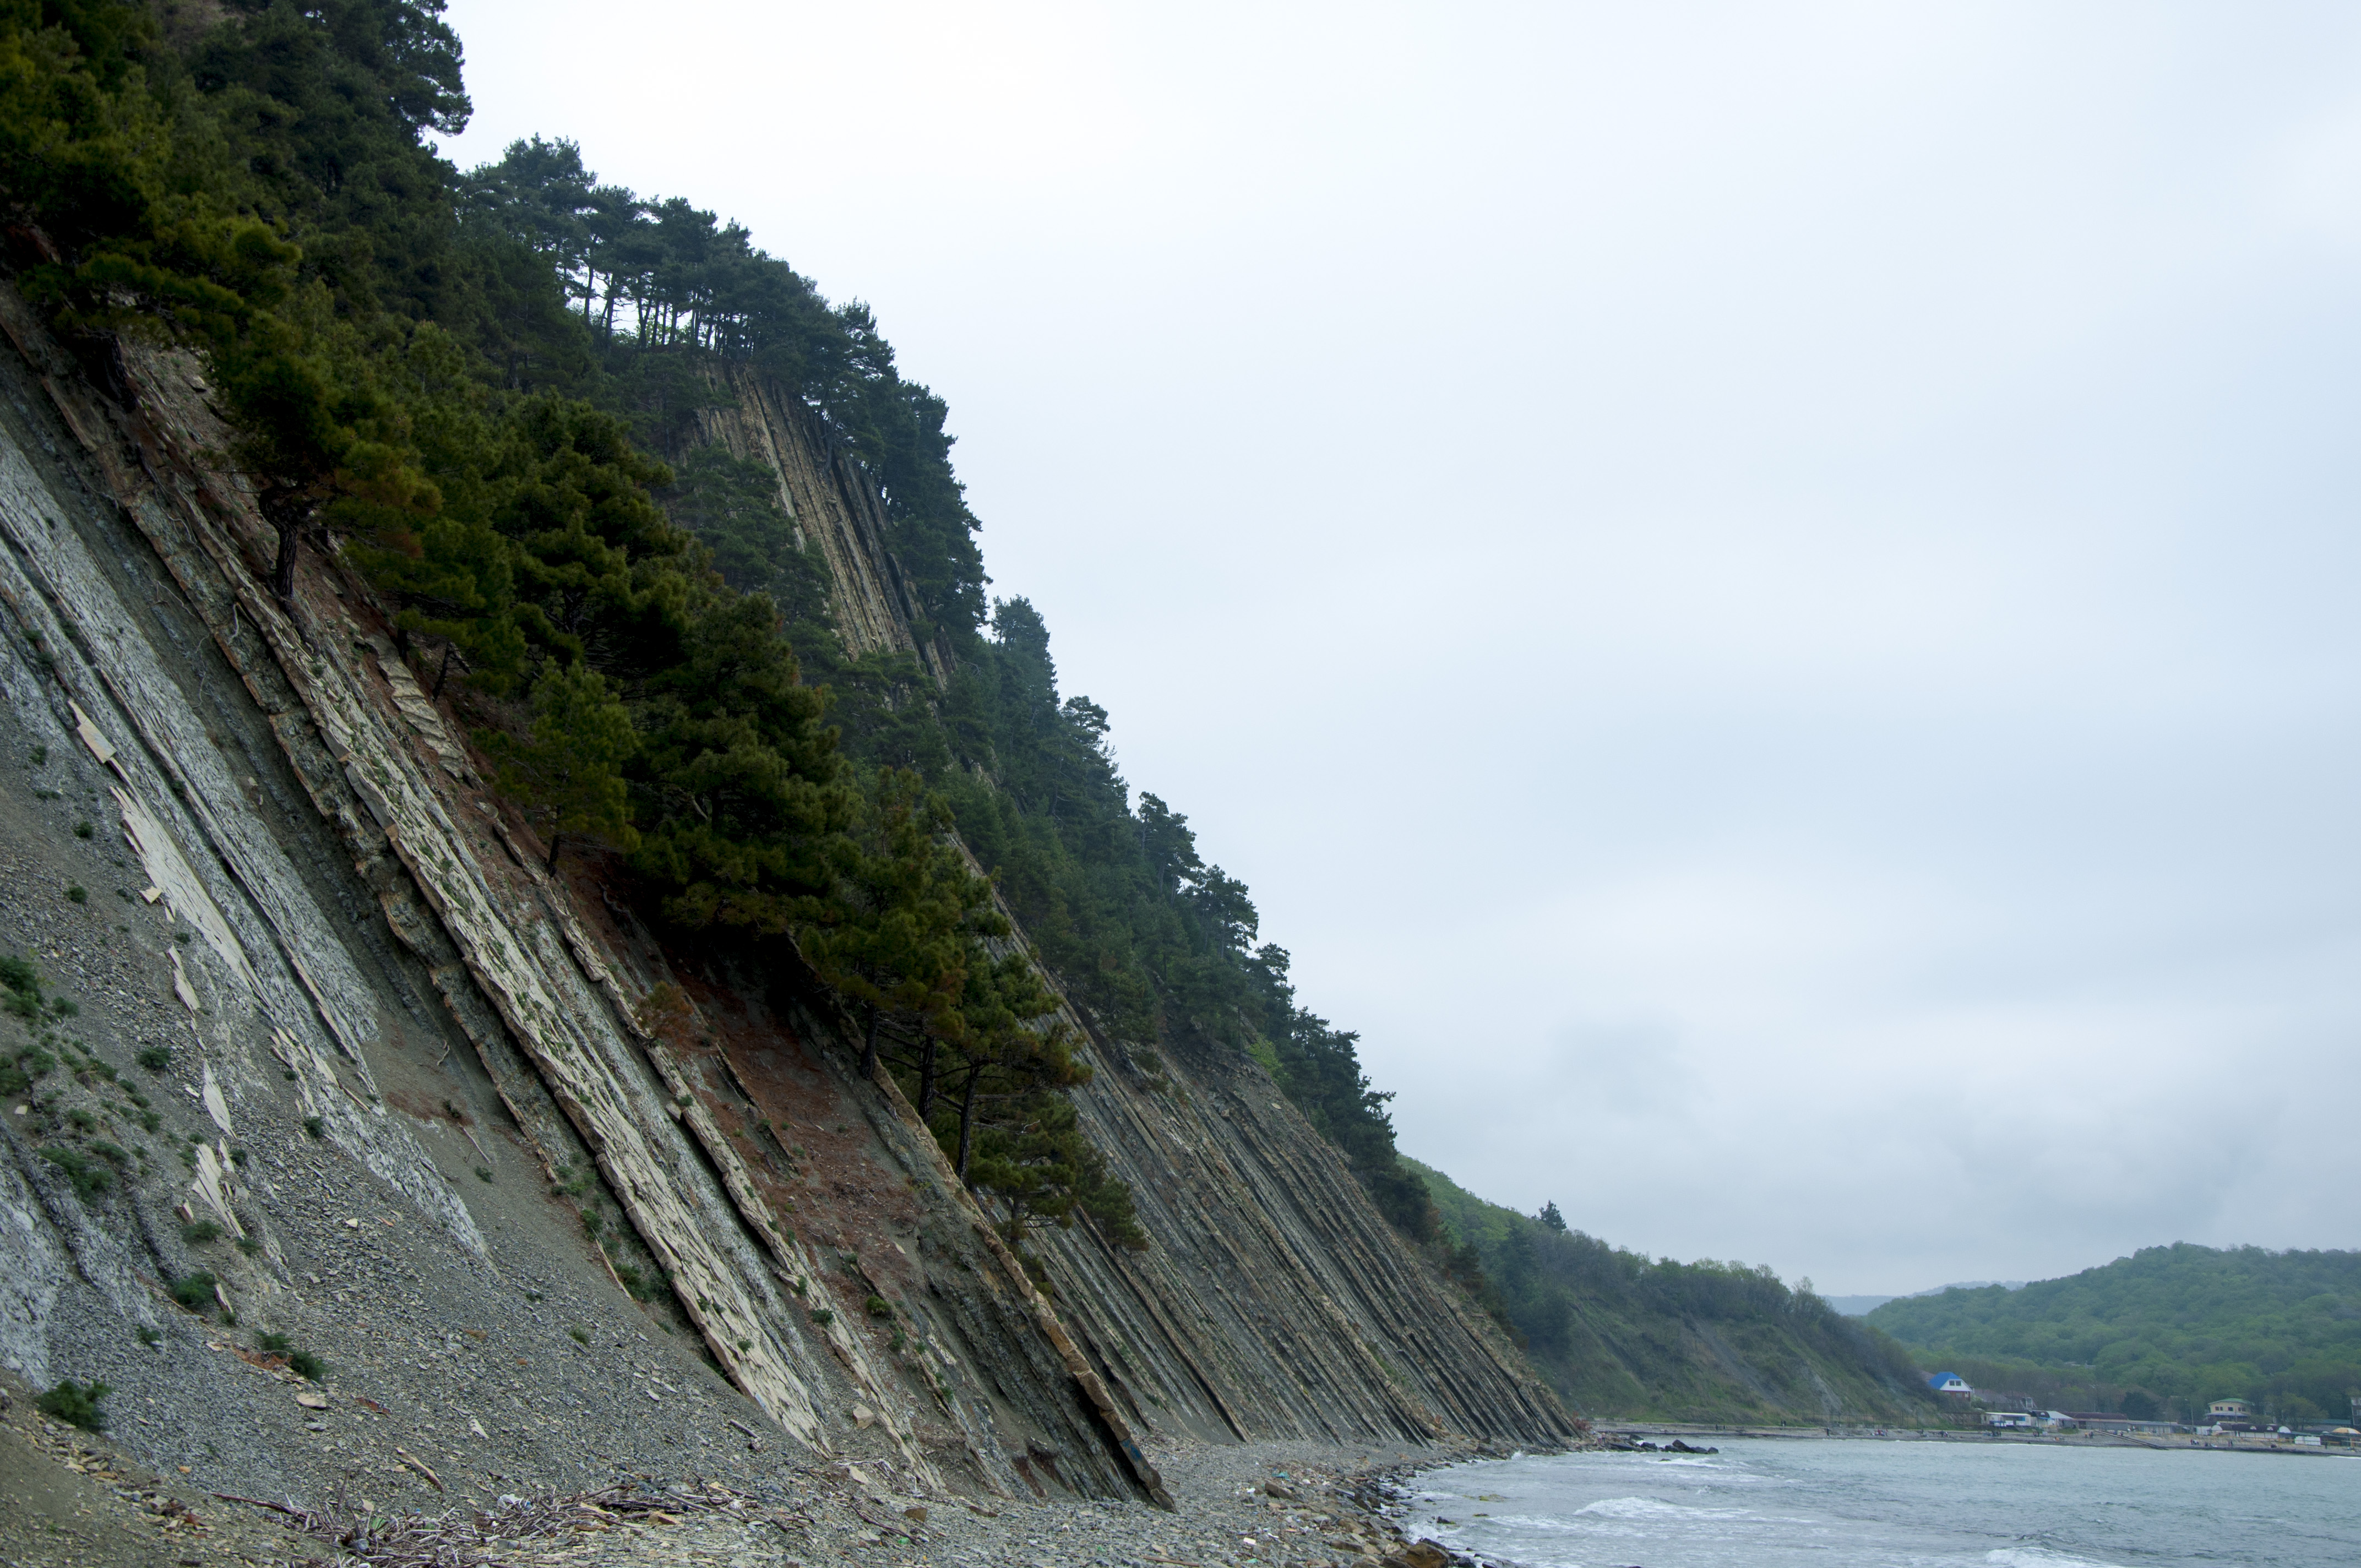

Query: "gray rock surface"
<box><xmin>0</xmin><ymin>275</ymin><xmax>1571</xmax><ymax>1539</ymax></box>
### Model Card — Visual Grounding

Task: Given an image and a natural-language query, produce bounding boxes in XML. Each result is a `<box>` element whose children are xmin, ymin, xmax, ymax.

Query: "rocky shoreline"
<box><xmin>1</xmin><ymin>1379</ymin><xmax>1578</xmax><ymax>1568</ymax></box>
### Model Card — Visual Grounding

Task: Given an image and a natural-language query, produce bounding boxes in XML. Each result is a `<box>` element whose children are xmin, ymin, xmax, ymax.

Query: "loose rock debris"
<box><xmin>4</xmin><ymin>1417</ymin><xmax>1511</xmax><ymax>1567</ymax></box>
<box><xmin>80</xmin><ymin>1436</ymin><xmax>1506</xmax><ymax>1568</ymax></box>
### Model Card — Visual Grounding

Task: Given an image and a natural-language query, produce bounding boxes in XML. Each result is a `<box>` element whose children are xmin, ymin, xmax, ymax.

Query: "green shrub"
<box><xmin>810</xmin><ymin>1308</ymin><xmax>835</xmax><ymax>1326</ymax></box>
<box><xmin>182</xmin><ymin>1219</ymin><xmax>222</xmax><ymax>1244</ymax></box>
<box><xmin>35</xmin><ymin>1379</ymin><xmax>108</xmax><ymax>1431</ymax></box>
<box><xmin>256</xmin><ymin>1331</ymin><xmax>291</xmax><ymax>1353</ymax></box>
<box><xmin>137</xmin><ymin>1046</ymin><xmax>171</xmax><ymax>1072</ymax></box>
<box><xmin>302</xmin><ymin>1116</ymin><xmax>324</xmax><ymax>1139</ymax></box>
<box><xmin>168</xmin><ymin>1272</ymin><xmax>217</xmax><ymax>1311</ymax></box>
<box><xmin>73</xmin><ymin>820</ymin><xmax>93</xmax><ymax>839</ymax></box>
<box><xmin>66</xmin><ymin>886</ymin><xmax>86</xmax><ymax>905</ymax></box>
<box><xmin>568</xmin><ymin>1325</ymin><xmax>589</xmax><ymax>1346</ymax></box>
<box><xmin>287</xmin><ymin>1350</ymin><xmax>325</xmax><ymax>1380</ymax></box>
<box><xmin>864</xmin><ymin>1294</ymin><xmax>893</xmax><ymax>1319</ymax></box>
<box><xmin>135</xmin><ymin>1326</ymin><xmax>159</xmax><ymax>1346</ymax></box>
<box><xmin>0</xmin><ymin>956</ymin><xmax>40</xmax><ymax>1019</ymax></box>
<box><xmin>39</xmin><ymin>1147</ymin><xmax>111</xmax><ymax>1197</ymax></box>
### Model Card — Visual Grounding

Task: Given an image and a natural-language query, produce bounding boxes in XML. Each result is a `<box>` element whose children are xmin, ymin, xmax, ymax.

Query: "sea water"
<box><xmin>1411</xmin><ymin>1439</ymin><xmax>2360</xmax><ymax>1567</ymax></box>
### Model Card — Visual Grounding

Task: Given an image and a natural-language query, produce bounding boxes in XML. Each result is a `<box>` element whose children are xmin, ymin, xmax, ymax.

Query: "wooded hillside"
<box><xmin>1870</xmin><ymin>1243</ymin><xmax>2361</xmax><ymax>1425</ymax></box>
<box><xmin>1411</xmin><ymin>1161</ymin><xmax>1934</xmax><ymax>1422</ymax></box>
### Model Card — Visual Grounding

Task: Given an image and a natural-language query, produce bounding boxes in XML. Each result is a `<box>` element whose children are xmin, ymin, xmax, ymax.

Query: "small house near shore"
<box><xmin>2201</xmin><ymin>1398</ymin><xmax>2269</xmax><ymax>1434</ymax></box>
<box><xmin>1928</xmin><ymin>1373</ymin><xmax>1973</xmax><ymax>1396</ymax></box>
<box><xmin>2063</xmin><ymin>1411</ymin><xmax>2179</xmax><ymax>1435</ymax></box>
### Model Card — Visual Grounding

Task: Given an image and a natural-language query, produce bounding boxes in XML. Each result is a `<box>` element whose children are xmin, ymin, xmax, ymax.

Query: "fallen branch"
<box><xmin>393</xmin><ymin>1446</ymin><xmax>443</xmax><ymax>1492</ymax></box>
<box><xmin>210</xmin><ymin>1491</ymin><xmax>315</xmax><ymax>1521</ymax></box>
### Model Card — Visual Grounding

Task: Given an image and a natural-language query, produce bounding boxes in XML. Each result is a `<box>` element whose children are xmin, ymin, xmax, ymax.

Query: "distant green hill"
<box><xmin>1408</xmin><ymin>1160</ymin><xmax>1935</xmax><ymax>1424</ymax></box>
<box><xmin>1867</xmin><ymin>1243</ymin><xmax>2361</xmax><ymax>1425</ymax></box>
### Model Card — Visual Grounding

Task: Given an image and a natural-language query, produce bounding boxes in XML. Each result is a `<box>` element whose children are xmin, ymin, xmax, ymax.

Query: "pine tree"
<box><xmin>478</xmin><ymin>661</ymin><xmax>638</xmax><ymax>870</ymax></box>
<box><xmin>918</xmin><ymin>950</ymin><xmax>1144</xmax><ymax>1251</ymax></box>
<box><xmin>803</xmin><ymin>770</ymin><xmax>996</xmax><ymax>1077</ymax></box>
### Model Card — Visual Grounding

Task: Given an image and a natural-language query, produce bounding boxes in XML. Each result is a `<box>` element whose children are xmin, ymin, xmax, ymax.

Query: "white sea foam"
<box><xmin>1573</xmin><ymin>1496</ymin><xmax>1749</xmax><ymax>1521</ymax></box>
<box><xmin>1426</xmin><ymin>1438</ymin><xmax>2351</xmax><ymax>1566</ymax></box>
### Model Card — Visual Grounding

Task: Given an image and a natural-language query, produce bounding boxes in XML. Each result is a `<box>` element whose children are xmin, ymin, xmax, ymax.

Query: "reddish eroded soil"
<box><xmin>679</xmin><ymin>970</ymin><xmax>933</xmax><ymax>1306</ymax></box>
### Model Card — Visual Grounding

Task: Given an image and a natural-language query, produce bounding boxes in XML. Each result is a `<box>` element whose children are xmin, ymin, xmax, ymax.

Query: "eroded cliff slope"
<box><xmin>0</xmin><ymin>288</ymin><xmax>1570</xmax><ymax>1520</ymax></box>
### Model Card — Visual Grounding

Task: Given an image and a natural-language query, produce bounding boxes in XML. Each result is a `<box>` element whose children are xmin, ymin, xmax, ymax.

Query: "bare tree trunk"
<box><xmin>271</xmin><ymin>513</ymin><xmax>300</xmax><ymax>603</ymax></box>
<box><xmin>263</xmin><ymin>486</ymin><xmax>315</xmax><ymax>606</ymax></box>
<box><xmin>545</xmin><ymin>830</ymin><xmax>563</xmax><ymax>873</ymax></box>
<box><xmin>859</xmin><ymin>1003</ymin><xmax>880</xmax><ymax>1079</ymax></box>
<box><xmin>956</xmin><ymin>1065</ymin><xmax>980</xmax><ymax>1180</ymax></box>
<box><xmin>916</xmin><ymin>1035</ymin><xmax>938</xmax><ymax>1121</ymax></box>
<box><xmin>431</xmin><ymin>643</ymin><xmax>457</xmax><ymax>699</ymax></box>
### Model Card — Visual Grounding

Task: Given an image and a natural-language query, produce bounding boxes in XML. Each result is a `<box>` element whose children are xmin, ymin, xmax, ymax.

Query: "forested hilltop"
<box><xmin>3</xmin><ymin>0</ymin><xmax>1920</xmax><ymax>1424</ymax></box>
<box><xmin>1870</xmin><ymin>1244</ymin><xmax>2361</xmax><ymax>1426</ymax></box>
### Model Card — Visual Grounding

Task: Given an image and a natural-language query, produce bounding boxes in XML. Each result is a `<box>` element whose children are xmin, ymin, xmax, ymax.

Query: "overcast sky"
<box><xmin>439</xmin><ymin>0</ymin><xmax>2361</xmax><ymax>1294</ymax></box>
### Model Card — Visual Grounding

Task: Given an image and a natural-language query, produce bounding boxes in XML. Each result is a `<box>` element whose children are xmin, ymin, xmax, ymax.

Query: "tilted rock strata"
<box><xmin>672</xmin><ymin>373</ymin><xmax>1579</xmax><ymax>1451</ymax></box>
<box><xmin>0</xmin><ymin>288</ymin><xmax>1146</xmax><ymax>1501</ymax></box>
<box><xmin>0</xmin><ymin>290</ymin><xmax>1570</xmax><ymax>1519</ymax></box>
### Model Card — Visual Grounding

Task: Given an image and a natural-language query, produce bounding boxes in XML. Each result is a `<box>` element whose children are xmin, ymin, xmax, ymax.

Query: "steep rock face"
<box><xmin>0</xmin><ymin>303</ymin><xmax>1569</xmax><ymax>1512</ymax></box>
<box><xmin>0</xmin><ymin>294</ymin><xmax>1152</xmax><ymax>1504</ymax></box>
<box><xmin>678</xmin><ymin>373</ymin><xmax>1579</xmax><ymax>1450</ymax></box>
<box><xmin>1033</xmin><ymin>1042</ymin><xmax>1567</xmax><ymax>1445</ymax></box>
<box><xmin>692</xmin><ymin>367</ymin><xmax>954</xmax><ymax>681</ymax></box>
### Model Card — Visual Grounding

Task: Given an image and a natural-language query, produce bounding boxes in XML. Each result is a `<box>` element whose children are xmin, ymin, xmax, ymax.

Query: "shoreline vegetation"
<box><xmin>1410</xmin><ymin>1159</ymin><xmax>1933</xmax><ymax>1424</ymax></box>
<box><xmin>1868</xmin><ymin>1244</ymin><xmax>2361</xmax><ymax>1431</ymax></box>
<box><xmin>1593</xmin><ymin>1420</ymin><xmax>2360</xmax><ymax>1457</ymax></box>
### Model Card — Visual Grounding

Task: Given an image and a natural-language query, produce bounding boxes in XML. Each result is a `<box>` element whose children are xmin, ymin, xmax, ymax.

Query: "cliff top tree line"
<box><xmin>0</xmin><ymin>0</ymin><xmax>1444</xmax><ymax>1275</ymax></box>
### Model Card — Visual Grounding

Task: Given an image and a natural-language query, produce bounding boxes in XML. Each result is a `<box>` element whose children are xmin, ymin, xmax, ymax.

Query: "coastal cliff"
<box><xmin>0</xmin><ymin>290</ymin><xmax>1570</xmax><ymax>1517</ymax></box>
<box><xmin>671</xmin><ymin>364</ymin><xmax>1573</xmax><ymax>1444</ymax></box>
<box><xmin>0</xmin><ymin>2</ymin><xmax>1938</xmax><ymax>1509</ymax></box>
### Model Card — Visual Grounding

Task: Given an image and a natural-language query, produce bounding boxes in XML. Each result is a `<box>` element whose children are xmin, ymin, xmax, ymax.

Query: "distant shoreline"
<box><xmin>1590</xmin><ymin>1422</ymin><xmax>2360</xmax><ymax>1457</ymax></box>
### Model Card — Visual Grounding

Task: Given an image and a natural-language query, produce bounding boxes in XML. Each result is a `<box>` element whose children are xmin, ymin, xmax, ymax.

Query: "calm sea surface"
<box><xmin>1411</xmin><ymin>1440</ymin><xmax>2360</xmax><ymax>1567</ymax></box>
